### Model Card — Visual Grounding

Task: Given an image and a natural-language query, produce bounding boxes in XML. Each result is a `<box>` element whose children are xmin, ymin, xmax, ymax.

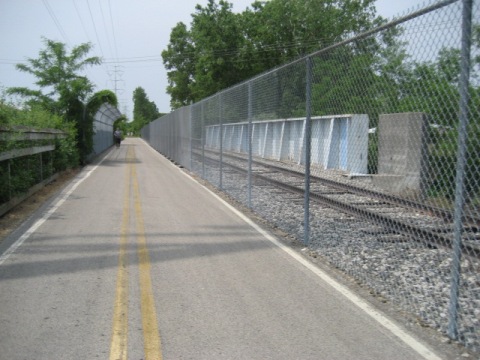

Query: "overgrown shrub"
<box><xmin>0</xmin><ymin>102</ymin><xmax>79</xmax><ymax>203</ymax></box>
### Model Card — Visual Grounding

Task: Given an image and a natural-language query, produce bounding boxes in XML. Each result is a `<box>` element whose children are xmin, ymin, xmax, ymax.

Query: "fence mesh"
<box><xmin>142</xmin><ymin>0</ymin><xmax>480</xmax><ymax>353</ymax></box>
<box><xmin>90</xmin><ymin>103</ymin><xmax>122</xmax><ymax>159</ymax></box>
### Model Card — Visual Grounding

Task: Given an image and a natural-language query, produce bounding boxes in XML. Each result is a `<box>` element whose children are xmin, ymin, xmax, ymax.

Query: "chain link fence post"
<box><xmin>248</xmin><ymin>81</ymin><xmax>253</xmax><ymax>209</ymax></box>
<box><xmin>448</xmin><ymin>0</ymin><xmax>474</xmax><ymax>340</ymax></box>
<box><xmin>219</xmin><ymin>94</ymin><xmax>223</xmax><ymax>191</ymax></box>
<box><xmin>304</xmin><ymin>57</ymin><xmax>313</xmax><ymax>245</ymax></box>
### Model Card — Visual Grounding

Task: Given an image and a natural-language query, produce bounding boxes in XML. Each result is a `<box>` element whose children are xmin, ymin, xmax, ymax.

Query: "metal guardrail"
<box><xmin>0</xmin><ymin>101</ymin><xmax>123</xmax><ymax>214</ymax></box>
<box><xmin>0</xmin><ymin>126</ymin><xmax>66</xmax><ymax>216</ymax></box>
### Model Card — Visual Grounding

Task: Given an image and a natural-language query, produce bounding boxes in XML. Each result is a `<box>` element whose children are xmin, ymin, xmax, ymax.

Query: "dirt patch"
<box><xmin>0</xmin><ymin>168</ymin><xmax>80</xmax><ymax>244</ymax></box>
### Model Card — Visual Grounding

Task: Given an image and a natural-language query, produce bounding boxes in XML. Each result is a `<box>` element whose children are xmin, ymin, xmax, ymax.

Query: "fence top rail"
<box><xmin>0</xmin><ymin>125</ymin><xmax>66</xmax><ymax>141</ymax></box>
<box><xmin>204</xmin><ymin>114</ymin><xmax>364</xmax><ymax>127</ymax></box>
<box><xmin>0</xmin><ymin>145</ymin><xmax>56</xmax><ymax>162</ymax></box>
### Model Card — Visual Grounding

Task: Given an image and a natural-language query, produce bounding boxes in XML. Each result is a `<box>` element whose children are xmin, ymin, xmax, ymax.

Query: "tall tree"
<box><xmin>162</xmin><ymin>22</ymin><xmax>196</xmax><ymax>109</ymax></box>
<box><xmin>162</xmin><ymin>0</ymin><xmax>246</xmax><ymax>107</ymax></box>
<box><xmin>189</xmin><ymin>0</ymin><xmax>246</xmax><ymax>100</ymax></box>
<box><xmin>132</xmin><ymin>87</ymin><xmax>160</xmax><ymax>133</ymax></box>
<box><xmin>7</xmin><ymin>38</ymin><xmax>101</xmax><ymax>163</ymax></box>
<box><xmin>162</xmin><ymin>0</ymin><xmax>381</xmax><ymax>107</ymax></box>
<box><xmin>8</xmin><ymin>37</ymin><xmax>100</xmax><ymax>116</ymax></box>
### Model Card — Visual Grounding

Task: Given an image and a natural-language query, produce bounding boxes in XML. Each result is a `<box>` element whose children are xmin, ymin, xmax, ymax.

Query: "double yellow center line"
<box><xmin>110</xmin><ymin>145</ymin><xmax>162</xmax><ymax>360</ymax></box>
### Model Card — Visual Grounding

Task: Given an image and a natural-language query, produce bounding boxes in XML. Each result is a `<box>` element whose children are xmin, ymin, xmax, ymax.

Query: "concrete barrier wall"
<box><xmin>205</xmin><ymin>114</ymin><xmax>369</xmax><ymax>175</ymax></box>
<box><xmin>373</xmin><ymin>112</ymin><xmax>429</xmax><ymax>196</ymax></box>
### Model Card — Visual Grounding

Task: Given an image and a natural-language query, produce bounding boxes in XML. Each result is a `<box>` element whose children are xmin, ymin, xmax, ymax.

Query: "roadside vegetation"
<box><xmin>0</xmin><ymin>38</ymin><xmax>119</xmax><ymax>204</ymax></box>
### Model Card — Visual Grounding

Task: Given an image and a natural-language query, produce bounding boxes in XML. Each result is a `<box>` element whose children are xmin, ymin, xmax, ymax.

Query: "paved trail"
<box><xmin>0</xmin><ymin>138</ymin><xmax>443</xmax><ymax>359</ymax></box>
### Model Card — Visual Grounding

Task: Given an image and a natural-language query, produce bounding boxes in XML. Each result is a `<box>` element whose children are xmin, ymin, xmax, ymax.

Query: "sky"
<box><xmin>0</xmin><ymin>0</ymin><xmax>431</xmax><ymax>120</ymax></box>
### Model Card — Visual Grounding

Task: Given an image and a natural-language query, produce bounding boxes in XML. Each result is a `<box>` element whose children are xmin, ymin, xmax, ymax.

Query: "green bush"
<box><xmin>0</xmin><ymin>102</ymin><xmax>79</xmax><ymax>203</ymax></box>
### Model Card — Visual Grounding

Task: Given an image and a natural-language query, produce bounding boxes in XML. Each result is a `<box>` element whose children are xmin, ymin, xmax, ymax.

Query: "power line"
<box><xmin>86</xmin><ymin>0</ymin><xmax>105</xmax><ymax>59</ymax></box>
<box><xmin>84</xmin><ymin>0</ymin><xmax>114</xmax><ymax>86</ymax></box>
<box><xmin>103</xmin><ymin>57</ymin><xmax>163</xmax><ymax>64</ymax></box>
<box><xmin>98</xmin><ymin>0</ymin><xmax>114</xmax><ymax>61</ymax></box>
<box><xmin>108</xmin><ymin>0</ymin><xmax>119</xmax><ymax>62</ymax></box>
<box><xmin>42</xmin><ymin>0</ymin><xmax>70</xmax><ymax>43</ymax></box>
<box><xmin>73</xmin><ymin>0</ymin><xmax>92</xmax><ymax>44</ymax></box>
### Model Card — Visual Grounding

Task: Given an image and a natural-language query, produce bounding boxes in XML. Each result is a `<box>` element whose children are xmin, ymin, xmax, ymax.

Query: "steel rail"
<box><xmin>195</xmin><ymin>151</ymin><xmax>480</xmax><ymax>257</ymax></box>
<box><xmin>205</xmin><ymin>149</ymin><xmax>480</xmax><ymax>227</ymax></box>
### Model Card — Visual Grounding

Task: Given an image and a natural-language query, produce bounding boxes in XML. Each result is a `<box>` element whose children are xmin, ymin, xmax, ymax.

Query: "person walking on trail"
<box><xmin>114</xmin><ymin>129</ymin><xmax>122</xmax><ymax>147</ymax></box>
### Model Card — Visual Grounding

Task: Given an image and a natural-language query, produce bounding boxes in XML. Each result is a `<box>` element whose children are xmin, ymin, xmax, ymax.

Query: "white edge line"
<box><xmin>141</xmin><ymin>139</ymin><xmax>443</xmax><ymax>360</ymax></box>
<box><xmin>193</xmin><ymin>180</ymin><xmax>444</xmax><ymax>360</ymax></box>
<box><xmin>0</xmin><ymin>152</ymin><xmax>110</xmax><ymax>266</ymax></box>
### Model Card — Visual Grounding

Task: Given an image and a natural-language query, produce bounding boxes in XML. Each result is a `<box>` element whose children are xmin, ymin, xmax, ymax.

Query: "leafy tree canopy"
<box><xmin>5</xmin><ymin>38</ymin><xmax>123</xmax><ymax>164</ymax></box>
<box><xmin>87</xmin><ymin>89</ymin><xmax>118</xmax><ymax>115</ymax></box>
<box><xmin>162</xmin><ymin>0</ymin><xmax>379</xmax><ymax>108</ymax></box>
<box><xmin>7</xmin><ymin>37</ymin><xmax>101</xmax><ymax>118</ymax></box>
<box><xmin>131</xmin><ymin>87</ymin><xmax>160</xmax><ymax>134</ymax></box>
<box><xmin>162</xmin><ymin>22</ymin><xmax>196</xmax><ymax>109</ymax></box>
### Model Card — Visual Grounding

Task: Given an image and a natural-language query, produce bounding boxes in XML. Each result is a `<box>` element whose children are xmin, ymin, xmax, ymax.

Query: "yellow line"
<box><xmin>110</xmin><ymin>145</ymin><xmax>163</xmax><ymax>360</ymax></box>
<box><xmin>109</xmin><ymin>146</ymin><xmax>132</xmax><ymax>360</ymax></box>
<box><xmin>131</xmin><ymin>148</ymin><xmax>163</xmax><ymax>360</ymax></box>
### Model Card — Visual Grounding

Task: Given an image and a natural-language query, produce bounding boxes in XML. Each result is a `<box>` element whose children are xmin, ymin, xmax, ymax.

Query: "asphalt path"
<box><xmin>0</xmin><ymin>138</ymin><xmax>445</xmax><ymax>359</ymax></box>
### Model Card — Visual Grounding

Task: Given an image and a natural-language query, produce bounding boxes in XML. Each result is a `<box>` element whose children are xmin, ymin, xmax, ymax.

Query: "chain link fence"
<box><xmin>142</xmin><ymin>0</ymin><xmax>480</xmax><ymax>353</ymax></box>
<box><xmin>89</xmin><ymin>103</ymin><xmax>123</xmax><ymax>160</ymax></box>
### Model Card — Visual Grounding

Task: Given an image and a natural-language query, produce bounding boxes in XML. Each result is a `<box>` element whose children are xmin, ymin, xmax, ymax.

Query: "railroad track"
<box><xmin>194</xmin><ymin>149</ymin><xmax>480</xmax><ymax>258</ymax></box>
